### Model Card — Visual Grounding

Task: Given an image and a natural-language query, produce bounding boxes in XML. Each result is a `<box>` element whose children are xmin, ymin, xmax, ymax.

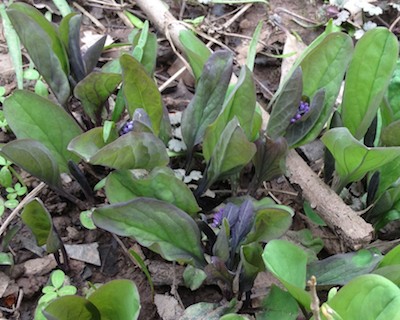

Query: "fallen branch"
<box><xmin>134</xmin><ymin>0</ymin><xmax>374</xmax><ymax>250</ymax></box>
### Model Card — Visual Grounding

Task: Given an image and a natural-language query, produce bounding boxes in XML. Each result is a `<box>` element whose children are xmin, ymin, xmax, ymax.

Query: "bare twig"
<box><xmin>73</xmin><ymin>2</ymin><xmax>106</xmax><ymax>31</ymax></box>
<box><xmin>308</xmin><ymin>276</ymin><xmax>321</xmax><ymax>320</ymax></box>
<box><xmin>0</xmin><ymin>182</ymin><xmax>46</xmax><ymax>237</ymax></box>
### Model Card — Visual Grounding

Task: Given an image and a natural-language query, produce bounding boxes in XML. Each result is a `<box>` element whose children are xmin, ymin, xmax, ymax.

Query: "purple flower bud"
<box><xmin>120</xmin><ymin>120</ymin><xmax>134</xmax><ymax>135</ymax></box>
<box><xmin>212</xmin><ymin>208</ymin><xmax>224</xmax><ymax>227</ymax></box>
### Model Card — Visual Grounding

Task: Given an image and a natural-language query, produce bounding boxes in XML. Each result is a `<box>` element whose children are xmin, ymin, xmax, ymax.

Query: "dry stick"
<box><xmin>0</xmin><ymin>182</ymin><xmax>46</xmax><ymax>237</ymax></box>
<box><xmin>134</xmin><ymin>0</ymin><xmax>374</xmax><ymax>250</ymax></box>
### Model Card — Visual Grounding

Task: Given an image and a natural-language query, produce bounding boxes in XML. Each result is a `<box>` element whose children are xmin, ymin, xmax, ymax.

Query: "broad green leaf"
<box><xmin>181</xmin><ymin>50</ymin><xmax>233</xmax><ymax>153</ymax></box>
<box><xmin>213</xmin><ymin>219</ymin><xmax>230</xmax><ymax>262</ymax></box>
<box><xmin>7</xmin><ymin>3</ymin><xmax>70</xmax><ymax>104</ymax></box>
<box><xmin>203</xmin><ymin>65</ymin><xmax>257</xmax><ymax>160</ymax></box>
<box><xmin>92</xmin><ymin>198</ymin><xmax>206</xmax><ymax>267</ymax></box>
<box><xmin>0</xmin><ymin>139</ymin><xmax>62</xmax><ymax>189</ymax></box>
<box><xmin>74</xmin><ymin>72</ymin><xmax>122</xmax><ymax>124</ymax></box>
<box><xmin>341</xmin><ymin>28</ymin><xmax>399</xmax><ymax>139</ymax></box>
<box><xmin>245</xmin><ymin>205</ymin><xmax>293</xmax><ymax>244</ymax></box>
<box><xmin>257</xmin><ymin>285</ymin><xmax>299</xmax><ymax>320</ymax></box>
<box><xmin>105</xmin><ymin>167</ymin><xmax>200</xmax><ymax>215</ymax></box>
<box><xmin>205</xmin><ymin>118</ymin><xmax>256</xmax><ymax>190</ymax></box>
<box><xmin>321</xmin><ymin>127</ymin><xmax>400</xmax><ymax>192</ymax></box>
<box><xmin>68</xmin><ymin>127</ymin><xmax>118</xmax><ymax>162</ymax></box>
<box><xmin>381</xmin><ymin>119</ymin><xmax>400</xmax><ymax>146</ymax></box>
<box><xmin>268</xmin><ymin>20</ymin><xmax>341</xmax><ymax>111</ymax></box>
<box><xmin>88</xmin><ymin>280</ymin><xmax>140</xmax><ymax>320</ymax></box>
<box><xmin>262</xmin><ymin>239</ymin><xmax>311</xmax><ymax>310</ymax></box>
<box><xmin>120</xmin><ymin>54</ymin><xmax>163</xmax><ymax>135</ymax></box>
<box><xmin>295</xmin><ymin>32</ymin><xmax>353</xmax><ymax>146</ymax></box>
<box><xmin>4</xmin><ymin>90</ymin><xmax>82</xmax><ymax>172</ymax></box>
<box><xmin>44</xmin><ymin>296</ymin><xmax>100</xmax><ymax>320</ymax></box>
<box><xmin>21</xmin><ymin>199</ymin><xmax>61</xmax><ymax>253</ymax></box>
<box><xmin>267</xmin><ymin>67</ymin><xmax>303</xmax><ymax>139</ymax></box>
<box><xmin>378</xmin><ymin>243</ymin><xmax>400</xmax><ymax>268</ymax></box>
<box><xmin>179</xmin><ymin>30</ymin><xmax>211</xmax><ymax>81</ymax></box>
<box><xmin>89</xmin><ymin>132</ymin><xmax>169</xmax><ymax>170</ymax></box>
<box><xmin>328</xmin><ymin>274</ymin><xmax>400</xmax><ymax>320</ymax></box>
<box><xmin>373</xmin><ymin>265</ymin><xmax>400</xmax><ymax>286</ymax></box>
<box><xmin>307</xmin><ymin>249</ymin><xmax>382</xmax><ymax>286</ymax></box>
<box><xmin>183</xmin><ymin>265</ymin><xmax>207</xmax><ymax>291</ymax></box>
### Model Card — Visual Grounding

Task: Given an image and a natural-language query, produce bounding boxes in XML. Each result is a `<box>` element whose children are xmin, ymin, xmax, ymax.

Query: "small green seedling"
<box><xmin>35</xmin><ymin>269</ymin><xmax>77</xmax><ymax>319</ymax></box>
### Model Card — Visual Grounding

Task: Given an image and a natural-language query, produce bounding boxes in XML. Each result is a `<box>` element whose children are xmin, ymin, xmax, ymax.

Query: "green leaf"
<box><xmin>303</xmin><ymin>201</ymin><xmax>326</xmax><ymax>226</ymax></box>
<box><xmin>133</xmin><ymin>30</ymin><xmax>157</xmax><ymax>76</ymax></box>
<box><xmin>373</xmin><ymin>265</ymin><xmax>400</xmax><ymax>286</ymax></box>
<box><xmin>0</xmin><ymin>252</ymin><xmax>13</xmax><ymax>266</ymax></box>
<box><xmin>267</xmin><ymin>67</ymin><xmax>303</xmax><ymax>139</ymax></box>
<box><xmin>4</xmin><ymin>90</ymin><xmax>82</xmax><ymax>172</ymax></box>
<box><xmin>180</xmin><ymin>301</ymin><xmax>238</xmax><ymax>320</ymax></box>
<box><xmin>74</xmin><ymin>72</ymin><xmax>122</xmax><ymax>124</ymax></box>
<box><xmin>203</xmin><ymin>65</ymin><xmax>257</xmax><ymax>160</ymax></box>
<box><xmin>295</xmin><ymin>32</ymin><xmax>353</xmax><ymax>146</ymax></box>
<box><xmin>80</xmin><ymin>210</ymin><xmax>96</xmax><ymax>230</ymax></box>
<box><xmin>341</xmin><ymin>28</ymin><xmax>399</xmax><ymax>139</ymax></box>
<box><xmin>43</xmin><ymin>296</ymin><xmax>100</xmax><ymax>320</ymax></box>
<box><xmin>183</xmin><ymin>265</ymin><xmax>207</xmax><ymax>291</ymax></box>
<box><xmin>307</xmin><ymin>249</ymin><xmax>382</xmax><ymax>286</ymax></box>
<box><xmin>262</xmin><ymin>239</ymin><xmax>311</xmax><ymax>310</ymax></box>
<box><xmin>0</xmin><ymin>5</ymin><xmax>23</xmax><ymax>89</ymax></box>
<box><xmin>120</xmin><ymin>54</ymin><xmax>163</xmax><ymax>135</ymax></box>
<box><xmin>245</xmin><ymin>205</ymin><xmax>293</xmax><ymax>244</ymax></box>
<box><xmin>239</xmin><ymin>243</ymin><xmax>264</xmax><ymax>293</ymax></box>
<box><xmin>328</xmin><ymin>274</ymin><xmax>400</xmax><ymax>320</ymax></box>
<box><xmin>105</xmin><ymin>167</ymin><xmax>200</xmax><ymax>216</ymax></box>
<box><xmin>321</xmin><ymin>127</ymin><xmax>400</xmax><ymax>192</ymax></box>
<box><xmin>21</xmin><ymin>199</ymin><xmax>61</xmax><ymax>253</ymax></box>
<box><xmin>220</xmin><ymin>315</ymin><xmax>249</xmax><ymax>320</ymax></box>
<box><xmin>246</xmin><ymin>21</ymin><xmax>263</xmax><ymax>72</ymax></box>
<box><xmin>179</xmin><ymin>30</ymin><xmax>211</xmax><ymax>81</ymax></box>
<box><xmin>68</xmin><ymin>127</ymin><xmax>118</xmax><ymax>162</ymax></box>
<box><xmin>378</xmin><ymin>243</ymin><xmax>400</xmax><ymax>268</ymax></box>
<box><xmin>7</xmin><ymin>3</ymin><xmax>70</xmax><ymax>105</ymax></box>
<box><xmin>205</xmin><ymin>118</ymin><xmax>256</xmax><ymax>190</ymax></box>
<box><xmin>213</xmin><ymin>219</ymin><xmax>230</xmax><ymax>262</ymax></box>
<box><xmin>0</xmin><ymin>139</ymin><xmax>62</xmax><ymax>189</ymax></box>
<box><xmin>257</xmin><ymin>285</ymin><xmax>299</xmax><ymax>320</ymax></box>
<box><xmin>181</xmin><ymin>50</ymin><xmax>233</xmax><ymax>153</ymax></box>
<box><xmin>381</xmin><ymin>119</ymin><xmax>400</xmax><ymax>146</ymax></box>
<box><xmin>88</xmin><ymin>280</ymin><xmax>140</xmax><ymax>320</ymax></box>
<box><xmin>89</xmin><ymin>132</ymin><xmax>169</xmax><ymax>170</ymax></box>
<box><xmin>92</xmin><ymin>198</ymin><xmax>206</xmax><ymax>267</ymax></box>
<box><xmin>51</xmin><ymin>270</ymin><xmax>65</xmax><ymax>289</ymax></box>
<box><xmin>0</xmin><ymin>166</ymin><xmax>12</xmax><ymax>188</ymax></box>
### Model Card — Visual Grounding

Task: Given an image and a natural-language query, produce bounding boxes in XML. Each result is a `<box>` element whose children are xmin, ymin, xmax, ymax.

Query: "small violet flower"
<box><xmin>212</xmin><ymin>208</ymin><xmax>224</xmax><ymax>228</ymax></box>
<box><xmin>290</xmin><ymin>100</ymin><xmax>310</xmax><ymax>124</ymax></box>
<box><xmin>120</xmin><ymin>120</ymin><xmax>134</xmax><ymax>135</ymax></box>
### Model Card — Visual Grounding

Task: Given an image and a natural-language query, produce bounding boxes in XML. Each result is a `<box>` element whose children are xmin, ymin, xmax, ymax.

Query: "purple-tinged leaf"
<box><xmin>181</xmin><ymin>50</ymin><xmax>233</xmax><ymax>153</ymax></box>
<box><xmin>231</xmin><ymin>199</ymin><xmax>255</xmax><ymax>252</ymax></box>
<box><xmin>88</xmin><ymin>131</ymin><xmax>169</xmax><ymax>170</ymax></box>
<box><xmin>83</xmin><ymin>36</ymin><xmax>106</xmax><ymax>75</ymax></box>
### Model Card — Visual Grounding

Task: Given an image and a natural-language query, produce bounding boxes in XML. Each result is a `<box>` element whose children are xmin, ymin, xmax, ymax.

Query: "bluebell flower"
<box><xmin>290</xmin><ymin>100</ymin><xmax>310</xmax><ymax>123</ymax></box>
<box><xmin>120</xmin><ymin>120</ymin><xmax>134</xmax><ymax>135</ymax></box>
<box><xmin>212</xmin><ymin>208</ymin><xmax>224</xmax><ymax>227</ymax></box>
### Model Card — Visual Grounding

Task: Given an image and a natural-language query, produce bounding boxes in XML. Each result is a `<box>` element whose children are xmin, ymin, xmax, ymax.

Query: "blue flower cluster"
<box><xmin>120</xmin><ymin>120</ymin><xmax>134</xmax><ymax>135</ymax></box>
<box><xmin>290</xmin><ymin>101</ymin><xmax>310</xmax><ymax>123</ymax></box>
